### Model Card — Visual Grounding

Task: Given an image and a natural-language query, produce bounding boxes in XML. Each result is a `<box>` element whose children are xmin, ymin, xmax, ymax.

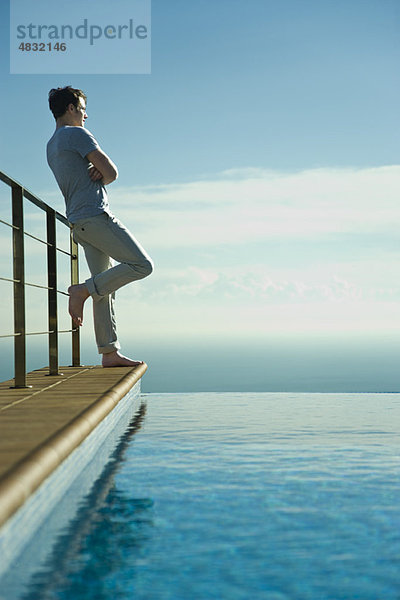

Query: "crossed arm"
<box><xmin>86</xmin><ymin>149</ymin><xmax>118</xmax><ymax>185</ymax></box>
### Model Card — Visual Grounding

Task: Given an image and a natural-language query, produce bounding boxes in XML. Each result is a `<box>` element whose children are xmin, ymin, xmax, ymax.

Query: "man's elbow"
<box><xmin>104</xmin><ymin>166</ymin><xmax>118</xmax><ymax>185</ymax></box>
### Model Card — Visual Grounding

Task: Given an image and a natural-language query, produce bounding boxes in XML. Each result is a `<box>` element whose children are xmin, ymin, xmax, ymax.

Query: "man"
<box><xmin>47</xmin><ymin>86</ymin><xmax>153</xmax><ymax>367</ymax></box>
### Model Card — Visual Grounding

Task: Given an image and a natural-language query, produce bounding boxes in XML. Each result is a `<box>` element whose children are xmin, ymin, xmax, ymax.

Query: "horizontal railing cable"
<box><xmin>0</xmin><ymin>219</ymin><xmax>75</xmax><ymax>258</ymax></box>
<box><xmin>0</xmin><ymin>277</ymin><xmax>70</xmax><ymax>296</ymax></box>
<box><xmin>0</xmin><ymin>328</ymin><xmax>77</xmax><ymax>339</ymax></box>
<box><xmin>23</xmin><ymin>232</ymin><xmax>75</xmax><ymax>258</ymax></box>
<box><xmin>25</xmin><ymin>281</ymin><xmax>54</xmax><ymax>291</ymax></box>
<box><xmin>0</xmin><ymin>218</ymin><xmax>18</xmax><ymax>230</ymax></box>
<box><xmin>0</xmin><ymin>333</ymin><xmax>21</xmax><ymax>338</ymax></box>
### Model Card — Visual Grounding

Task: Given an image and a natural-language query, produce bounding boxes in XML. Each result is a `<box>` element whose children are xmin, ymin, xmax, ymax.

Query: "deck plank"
<box><xmin>0</xmin><ymin>365</ymin><xmax>144</xmax><ymax>481</ymax></box>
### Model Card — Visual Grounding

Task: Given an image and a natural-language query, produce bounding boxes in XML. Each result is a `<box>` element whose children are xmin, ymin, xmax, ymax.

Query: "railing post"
<box><xmin>70</xmin><ymin>229</ymin><xmax>80</xmax><ymax>366</ymax></box>
<box><xmin>11</xmin><ymin>185</ymin><xmax>28</xmax><ymax>388</ymax></box>
<box><xmin>47</xmin><ymin>209</ymin><xmax>59</xmax><ymax>375</ymax></box>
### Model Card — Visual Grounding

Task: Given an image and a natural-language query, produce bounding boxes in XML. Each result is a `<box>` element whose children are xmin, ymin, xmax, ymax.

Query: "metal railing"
<box><xmin>0</xmin><ymin>170</ymin><xmax>80</xmax><ymax>388</ymax></box>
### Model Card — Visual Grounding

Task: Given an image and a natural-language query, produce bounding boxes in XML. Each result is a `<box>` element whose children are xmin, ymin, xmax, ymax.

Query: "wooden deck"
<box><xmin>0</xmin><ymin>363</ymin><xmax>147</xmax><ymax>527</ymax></box>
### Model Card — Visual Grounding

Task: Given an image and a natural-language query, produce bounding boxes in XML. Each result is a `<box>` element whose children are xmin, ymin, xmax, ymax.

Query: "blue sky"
<box><xmin>1</xmin><ymin>0</ymin><xmax>399</xmax><ymax>184</ymax></box>
<box><xmin>0</xmin><ymin>0</ymin><xmax>399</xmax><ymax>390</ymax></box>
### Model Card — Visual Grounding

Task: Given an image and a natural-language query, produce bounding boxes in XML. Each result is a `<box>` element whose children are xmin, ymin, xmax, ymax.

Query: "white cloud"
<box><xmin>121</xmin><ymin>264</ymin><xmax>400</xmax><ymax>306</ymax></box>
<box><xmin>4</xmin><ymin>164</ymin><xmax>397</xmax><ymax>339</ymax></box>
<box><xmin>108</xmin><ymin>165</ymin><xmax>400</xmax><ymax>248</ymax></box>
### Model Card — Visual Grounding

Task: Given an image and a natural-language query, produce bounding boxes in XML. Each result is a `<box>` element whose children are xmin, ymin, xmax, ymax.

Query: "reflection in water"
<box><xmin>22</xmin><ymin>402</ymin><xmax>151</xmax><ymax>600</ymax></box>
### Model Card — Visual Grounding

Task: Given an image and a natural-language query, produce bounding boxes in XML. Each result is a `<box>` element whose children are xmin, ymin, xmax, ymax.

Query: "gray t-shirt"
<box><xmin>47</xmin><ymin>126</ymin><xmax>110</xmax><ymax>223</ymax></box>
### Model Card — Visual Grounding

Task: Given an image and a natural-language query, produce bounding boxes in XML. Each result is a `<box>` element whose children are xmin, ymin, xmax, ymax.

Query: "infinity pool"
<box><xmin>2</xmin><ymin>392</ymin><xmax>400</xmax><ymax>599</ymax></box>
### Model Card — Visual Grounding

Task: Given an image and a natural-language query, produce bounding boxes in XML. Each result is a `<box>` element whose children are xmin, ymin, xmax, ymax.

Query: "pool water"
<box><xmin>4</xmin><ymin>392</ymin><xmax>400</xmax><ymax>599</ymax></box>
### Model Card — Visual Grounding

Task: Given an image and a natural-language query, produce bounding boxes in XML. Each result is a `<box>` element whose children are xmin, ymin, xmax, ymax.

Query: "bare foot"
<box><xmin>68</xmin><ymin>284</ymin><xmax>90</xmax><ymax>326</ymax></box>
<box><xmin>102</xmin><ymin>350</ymin><xmax>144</xmax><ymax>368</ymax></box>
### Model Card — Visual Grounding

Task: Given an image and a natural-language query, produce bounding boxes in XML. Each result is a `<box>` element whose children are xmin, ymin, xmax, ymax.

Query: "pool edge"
<box><xmin>0</xmin><ymin>362</ymin><xmax>147</xmax><ymax>528</ymax></box>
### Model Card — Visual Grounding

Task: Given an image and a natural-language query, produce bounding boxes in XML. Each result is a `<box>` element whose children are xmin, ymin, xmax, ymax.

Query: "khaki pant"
<box><xmin>72</xmin><ymin>212</ymin><xmax>153</xmax><ymax>354</ymax></box>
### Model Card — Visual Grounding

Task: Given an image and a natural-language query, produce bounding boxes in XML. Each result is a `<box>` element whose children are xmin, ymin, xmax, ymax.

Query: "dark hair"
<box><xmin>48</xmin><ymin>86</ymin><xmax>87</xmax><ymax>119</ymax></box>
